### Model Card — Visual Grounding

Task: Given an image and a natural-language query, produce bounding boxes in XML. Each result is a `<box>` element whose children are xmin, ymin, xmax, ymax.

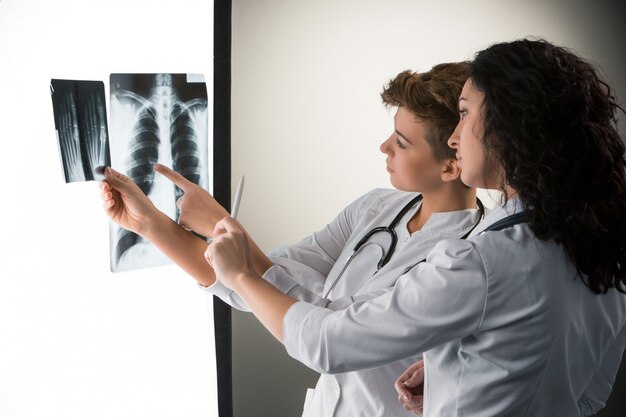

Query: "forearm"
<box><xmin>144</xmin><ymin>212</ymin><xmax>216</xmax><ymax>287</ymax></box>
<box><xmin>231</xmin><ymin>272</ymin><xmax>298</xmax><ymax>342</ymax></box>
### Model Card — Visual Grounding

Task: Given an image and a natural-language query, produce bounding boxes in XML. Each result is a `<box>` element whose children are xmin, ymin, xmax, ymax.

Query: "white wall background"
<box><xmin>232</xmin><ymin>0</ymin><xmax>625</xmax><ymax>252</ymax></box>
<box><xmin>229</xmin><ymin>1</ymin><xmax>625</xmax><ymax>416</ymax></box>
<box><xmin>0</xmin><ymin>1</ymin><xmax>218</xmax><ymax>416</ymax></box>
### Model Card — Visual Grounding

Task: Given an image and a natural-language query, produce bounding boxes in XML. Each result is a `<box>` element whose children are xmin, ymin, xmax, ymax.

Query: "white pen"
<box><xmin>207</xmin><ymin>175</ymin><xmax>244</xmax><ymax>243</ymax></box>
<box><xmin>230</xmin><ymin>175</ymin><xmax>245</xmax><ymax>220</ymax></box>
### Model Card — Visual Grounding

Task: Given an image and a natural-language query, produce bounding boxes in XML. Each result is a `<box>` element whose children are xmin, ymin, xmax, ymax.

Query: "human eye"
<box><xmin>396</xmin><ymin>139</ymin><xmax>407</xmax><ymax>150</ymax></box>
<box><xmin>459</xmin><ymin>108</ymin><xmax>468</xmax><ymax>120</ymax></box>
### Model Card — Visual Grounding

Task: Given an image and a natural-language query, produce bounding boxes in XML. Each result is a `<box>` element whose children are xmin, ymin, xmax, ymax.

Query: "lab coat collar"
<box><xmin>469</xmin><ymin>196</ymin><xmax>525</xmax><ymax>236</ymax></box>
<box><xmin>418</xmin><ymin>207</ymin><xmax>482</xmax><ymax>236</ymax></box>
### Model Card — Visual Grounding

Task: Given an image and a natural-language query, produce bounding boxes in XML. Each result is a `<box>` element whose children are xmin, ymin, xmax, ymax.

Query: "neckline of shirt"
<box><xmin>470</xmin><ymin>196</ymin><xmax>525</xmax><ymax>236</ymax></box>
<box><xmin>397</xmin><ymin>201</ymin><xmax>482</xmax><ymax>238</ymax></box>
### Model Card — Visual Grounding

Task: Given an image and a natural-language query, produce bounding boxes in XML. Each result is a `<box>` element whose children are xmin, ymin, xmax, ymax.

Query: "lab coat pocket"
<box><xmin>301</xmin><ymin>375</ymin><xmax>340</xmax><ymax>417</ymax></box>
<box><xmin>301</xmin><ymin>388</ymin><xmax>315</xmax><ymax>417</ymax></box>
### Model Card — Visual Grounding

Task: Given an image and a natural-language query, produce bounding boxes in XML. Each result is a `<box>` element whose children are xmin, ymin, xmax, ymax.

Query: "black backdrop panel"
<box><xmin>213</xmin><ymin>0</ymin><xmax>233</xmax><ymax>416</ymax></box>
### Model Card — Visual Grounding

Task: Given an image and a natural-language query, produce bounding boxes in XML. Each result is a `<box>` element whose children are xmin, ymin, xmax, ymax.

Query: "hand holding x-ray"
<box><xmin>100</xmin><ymin>167</ymin><xmax>162</xmax><ymax>237</ymax></box>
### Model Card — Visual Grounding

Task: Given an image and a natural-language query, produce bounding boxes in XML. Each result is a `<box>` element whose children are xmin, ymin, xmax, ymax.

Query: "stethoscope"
<box><xmin>323</xmin><ymin>194</ymin><xmax>486</xmax><ymax>298</ymax></box>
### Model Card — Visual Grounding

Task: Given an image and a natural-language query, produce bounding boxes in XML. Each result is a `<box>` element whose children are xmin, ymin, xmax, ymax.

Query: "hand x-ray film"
<box><xmin>50</xmin><ymin>79</ymin><xmax>111</xmax><ymax>182</ymax></box>
<box><xmin>109</xmin><ymin>73</ymin><xmax>209</xmax><ymax>273</ymax></box>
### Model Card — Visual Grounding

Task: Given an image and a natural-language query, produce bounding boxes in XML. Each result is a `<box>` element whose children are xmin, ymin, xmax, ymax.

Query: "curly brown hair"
<box><xmin>381</xmin><ymin>63</ymin><xmax>470</xmax><ymax>161</ymax></box>
<box><xmin>470</xmin><ymin>38</ymin><xmax>626</xmax><ymax>294</ymax></box>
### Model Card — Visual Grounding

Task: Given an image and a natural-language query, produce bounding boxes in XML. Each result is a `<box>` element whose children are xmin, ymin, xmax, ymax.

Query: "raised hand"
<box><xmin>204</xmin><ymin>216</ymin><xmax>256</xmax><ymax>289</ymax></box>
<box><xmin>154</xmin><ymin>163</ymin><xmax>228</xmax><ymax>237</ymax></box>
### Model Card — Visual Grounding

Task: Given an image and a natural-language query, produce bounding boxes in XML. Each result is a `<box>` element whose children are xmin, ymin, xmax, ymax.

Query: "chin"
<box><xmin>390</xmin><ymin>180</ymin><xmax>406</xmax><ymax>191</ymax></box>
<box><xmin>392</xmin><ymin>181</ymin><xmax>420</xmax><ymax>193</ymax></box>
<box><xmin>460</xmin><ymin>173</ymin><xmax>478</xmax><ymax>188</ymax></box>
<box><xmin>461</xmin><ymin>175</ymin><xmax>489</xmax><ymax>190</ymax></box>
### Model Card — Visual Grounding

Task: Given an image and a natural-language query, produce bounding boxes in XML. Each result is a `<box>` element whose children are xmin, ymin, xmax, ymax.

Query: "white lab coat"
<box><xmin>283</xmin><ymin>197</ymin><xmax>626</xmax><ymax>416</ymax></box>
<box><xmin>204</xmin><ymin>188</ymin><xmax>483</xmax><ymax>417</ymax></box>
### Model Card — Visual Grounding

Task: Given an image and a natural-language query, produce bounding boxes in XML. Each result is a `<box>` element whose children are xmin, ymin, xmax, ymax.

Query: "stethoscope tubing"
<box><xmin>323</xmin><ymin>194</ymin><xmax>485</xmax><ymax>299</ymax></box>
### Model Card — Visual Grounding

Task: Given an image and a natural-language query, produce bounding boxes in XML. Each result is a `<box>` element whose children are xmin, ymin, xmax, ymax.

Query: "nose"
<box><xmin>380</xmin><ymin>134</ymin><xmax>393</xmax><ymax>154</ymax></box>
<box><xmin>448</xmin><ymin>124</ymin><xmax>460</xmax><ymax>150</ymax></box>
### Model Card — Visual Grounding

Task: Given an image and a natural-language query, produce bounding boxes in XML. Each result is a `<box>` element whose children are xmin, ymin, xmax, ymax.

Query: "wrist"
<box><xmin>142</xmin><ymin>210</ymin><xmax>171</xmax><ymax>240</ymax></box>
<box><xmin>231</xmin><ymin>271</ymin><xmax>258</xmax><ymax>293</ymax></box>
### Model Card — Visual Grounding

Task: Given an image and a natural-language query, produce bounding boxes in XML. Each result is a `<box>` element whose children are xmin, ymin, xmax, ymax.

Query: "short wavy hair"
<box><xmin>381</xmin><ymin>63</ymin><xmax>470</xmax><ymax>161</ymax></box>
<box><xmin>470</xmin><ymin>38</ymin><xmax>626</xmax><ymax>294</ymax></box>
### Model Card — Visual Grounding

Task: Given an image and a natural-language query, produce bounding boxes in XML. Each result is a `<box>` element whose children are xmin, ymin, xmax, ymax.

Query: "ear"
<box><xmin>440</xmin><ymin>158</ymin><xmax>462</xmax><ymax>182</ymax></box>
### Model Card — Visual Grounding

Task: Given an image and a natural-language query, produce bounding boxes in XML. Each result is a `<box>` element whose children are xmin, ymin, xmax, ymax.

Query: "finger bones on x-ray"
<box><xmin>52</xmin><ymin>80</ymin><xmax>110</xmax><ymax>182</ymax></box>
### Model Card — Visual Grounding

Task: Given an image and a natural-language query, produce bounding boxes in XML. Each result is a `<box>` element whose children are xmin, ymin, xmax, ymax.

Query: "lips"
<box><xmin>385</xmin><ymin>159</ymin><xmax>394</xmax><ymax>173</ymax></box>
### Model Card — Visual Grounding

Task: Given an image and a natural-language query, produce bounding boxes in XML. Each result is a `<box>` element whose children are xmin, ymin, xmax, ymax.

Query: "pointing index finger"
<box><xmin>154</xmin><ymin>163</ymin><xmax>193</xmax><ymax>192</ymax></box>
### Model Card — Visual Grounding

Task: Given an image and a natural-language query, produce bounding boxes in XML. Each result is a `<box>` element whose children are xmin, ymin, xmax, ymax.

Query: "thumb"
<box><xmin>404</xmin><ymin>368</ymin><xmax>424</xmax><ymax>388</ymax></box>
<box><xmin>176</xmin><ymin>195</ymin><xmax>185</xmax><ymax>209</ymax></box>
<box><xmin>213</xmin><ymin>216</ymin><xmax>243</xmax><ymax>238</ymax></box>
<box><xmin>212</xmin><ymin>219</ymin><xmax>227</xmax><ymax>237</ymax></box>
<box><xmin>104</xmin><ymin>167</ymin><xmax>131</xmax><ymax>191</ymax></box>
<box><xmin>203</xmin><ymin>245</ymin><xmax>214</xmax><ymax>267</ymax></box>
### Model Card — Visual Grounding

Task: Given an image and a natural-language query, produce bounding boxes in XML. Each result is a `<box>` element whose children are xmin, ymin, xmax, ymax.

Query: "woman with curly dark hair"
<box><xmin>395</xmin><ymin>38</ymin><xmax>626</xmax><ymax>415</ymax></box>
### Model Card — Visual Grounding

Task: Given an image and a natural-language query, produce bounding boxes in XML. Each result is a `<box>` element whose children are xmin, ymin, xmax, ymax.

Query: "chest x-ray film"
<box><xmin>109</xmin><ymin>73</ymin><xmax>209</xmax><ymax>273</ymax></box>
<box><xmin>50</xmin><ymin>79</ymin><xmax>111</xmax><ymax>182</ymax></box>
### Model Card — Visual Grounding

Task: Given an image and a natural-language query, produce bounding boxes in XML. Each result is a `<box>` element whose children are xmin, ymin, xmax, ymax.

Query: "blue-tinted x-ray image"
<box><xmin>109</xmin><ymin>73</ymin><xmax>209</xmax><ymax>273</ymax></box>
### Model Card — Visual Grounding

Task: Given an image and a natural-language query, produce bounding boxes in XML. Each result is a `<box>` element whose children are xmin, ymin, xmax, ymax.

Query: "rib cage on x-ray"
<box><xmin>110</xmin><ymin>74</ymin><xmax>208</xmax><ymax>272</ymax></box>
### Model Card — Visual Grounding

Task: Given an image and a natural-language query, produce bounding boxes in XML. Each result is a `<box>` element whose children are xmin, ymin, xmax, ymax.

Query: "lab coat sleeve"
<box><xmin>266</xmin><ymin>190</ymin><xmax>376</xmax><ymax>295</ymax></box>
<box><xmin>202</xmin><ymin>265</ymin><xmax>392</xmax><ymax>311</ymax></box>
<box><xmin>283</xmin><ymin>239</ymin><xmax>488</xmax><ymax>374</ymax></box>
<box><xmin>325</xmin><ymin>287</ymin><xmax>393</xmax><ymax>310</ymax></box>
<box><xmin>199</xmin><ymin>279</ymin><xmax>252</xmax><ymax>312</ymax></box>
<box><xmin>577</xmin><ymin>323</ymin><xmax>626</xmax><ymax>416</ymax></box>
<box><xmin>262</xmin><ymin>266</ymin><xmax>393</xmax><ymax>310</ymax></box>
<box><xmin>198</xmin><ymin>263</ymin><xmax>333</xmax><ymax>311</ymax></box>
